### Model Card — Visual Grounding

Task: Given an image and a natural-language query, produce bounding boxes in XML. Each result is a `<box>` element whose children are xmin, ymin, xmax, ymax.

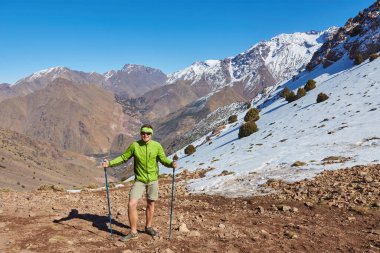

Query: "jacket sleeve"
<box><xmin>109</xmin><ymin>143</ymin><xmax>135</xmax><ymax>167</ymax></box>
<box><xmin>157</xmin><ymin>143</ymin><xmax>173</xmax><ymax>167</ymax></box>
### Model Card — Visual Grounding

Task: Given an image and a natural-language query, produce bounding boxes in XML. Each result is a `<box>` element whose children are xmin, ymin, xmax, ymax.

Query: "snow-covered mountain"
<box><xmin>260</xmin><ymin>29</ymin><xmax>337</xmax><ymax>81</ymax></box>
<box><xmin>167</xmin><ymin>29</ymin><xmax>337</xmax><ymax>95</ymax></box>
<box><xmin>164</xmin><ymin>56</ymin><xmax>380</xmax><ymax>197</ymax></box>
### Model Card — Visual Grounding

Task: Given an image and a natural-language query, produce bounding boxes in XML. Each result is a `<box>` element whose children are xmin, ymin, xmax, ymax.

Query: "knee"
<box><xmin>147</xmin><ymin>200</ymin><xmax>155</xmax><ymax>208</ymax></box>
<box><xmin>128</xmin><ymin>199</ymin><xmax>138</xmax><ymax>209</ymax></box>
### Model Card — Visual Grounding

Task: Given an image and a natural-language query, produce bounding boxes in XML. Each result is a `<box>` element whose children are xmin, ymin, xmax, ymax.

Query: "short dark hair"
<box><xmin>141</xmin><ymin>124</ymin><xmax>153</xmax><ymax>131</ymax></box>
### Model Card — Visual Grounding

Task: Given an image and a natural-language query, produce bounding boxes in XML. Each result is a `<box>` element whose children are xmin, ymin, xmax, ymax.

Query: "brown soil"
<box><xmin>0</xmin><ymin>165</ymin><xmax>379</xmax><ymax>253</ymax></box>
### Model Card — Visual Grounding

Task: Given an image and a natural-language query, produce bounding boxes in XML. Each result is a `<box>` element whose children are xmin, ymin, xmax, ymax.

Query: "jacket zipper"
<box><xmin>145</xmin><ymin>144</ymin><xmax>150</xmax><ymax>183</ymax></box>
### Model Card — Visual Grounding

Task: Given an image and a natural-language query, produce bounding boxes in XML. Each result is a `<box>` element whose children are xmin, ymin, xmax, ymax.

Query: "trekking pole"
<box><xmin>169</xmin><ymin>167</ymin><xmax>175</xmax><ymax>240</ymax></box>
<box><xmin>104</xmin><ymin>165</ymin><xmax>113</xmax><ymax>240</ymax></box>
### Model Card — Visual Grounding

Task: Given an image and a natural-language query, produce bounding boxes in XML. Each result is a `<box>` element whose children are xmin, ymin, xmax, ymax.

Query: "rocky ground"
<box><xmin>0</xmin><ymin>164</ymin><xmax>379</xmax><ymax>253</ymax></box>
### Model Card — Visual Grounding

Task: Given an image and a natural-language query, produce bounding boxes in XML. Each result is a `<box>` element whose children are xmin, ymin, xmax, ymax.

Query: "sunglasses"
<box><xmin>141</xmin><ymin>132</ymin><xmax>152</xmax><ymax>135</ymax></box>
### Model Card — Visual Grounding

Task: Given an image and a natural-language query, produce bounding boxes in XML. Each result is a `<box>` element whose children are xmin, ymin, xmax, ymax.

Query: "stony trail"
<box><xmin>0</xmin><ymin>164</ymin><xmax>379</xmax><ymax>253</ymax></box>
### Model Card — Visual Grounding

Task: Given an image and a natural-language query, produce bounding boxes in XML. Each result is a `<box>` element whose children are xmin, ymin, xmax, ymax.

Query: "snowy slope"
<box><xmin>161</xmin><ymin>57</ymin><xmax>380</xmax><ymax>197</ymax></box>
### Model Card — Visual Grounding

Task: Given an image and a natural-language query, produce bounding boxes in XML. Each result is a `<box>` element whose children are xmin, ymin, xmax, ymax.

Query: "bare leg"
<box><xmin>146</xmin><ymin>199</ymin><xmax>155</xmax><ymax>228</ymax></box>
<box><xmin>128</xmin><ymin>199</ymin><xmax>139</xmax><ymax>233</ymax></box>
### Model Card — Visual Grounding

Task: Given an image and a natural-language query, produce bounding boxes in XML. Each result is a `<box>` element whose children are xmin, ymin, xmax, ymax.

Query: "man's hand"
<box><xmin>101</xmin><ymin>159</ymin><xmax>109</xmax><ymax>168</ymax></box>
<box><xmin>171</xmin><ymin>161</ymin><xmax>178</xmax><ymax>169</ymax></box>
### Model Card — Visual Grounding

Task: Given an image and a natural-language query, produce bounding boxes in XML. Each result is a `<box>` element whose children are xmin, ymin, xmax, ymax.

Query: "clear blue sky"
<box><xmin>0</xmin><ymin>0</ymin><xmax>375</xmax><ymax>84</ymax></box>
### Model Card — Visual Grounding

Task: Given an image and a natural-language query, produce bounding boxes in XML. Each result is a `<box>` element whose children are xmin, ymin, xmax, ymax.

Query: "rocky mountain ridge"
<box><xmin>306</xmin><ymin>0</ymin><xmax>380</xmax><ymax>70</ymax></box>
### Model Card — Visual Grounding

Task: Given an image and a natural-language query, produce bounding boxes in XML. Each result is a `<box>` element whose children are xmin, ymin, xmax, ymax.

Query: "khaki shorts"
<box><xmin>129</xmin><ymin>180</ymin><xmax>159</xmax><ymax>201</ymax></box>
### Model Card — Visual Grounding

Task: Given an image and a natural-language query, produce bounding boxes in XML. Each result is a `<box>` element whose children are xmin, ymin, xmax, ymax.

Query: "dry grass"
<box><xmin>322</xmin><ymin>156</ymin><xmax>351</xmax><ymax>165</ymax></box>
<box><xmin>37</xmin><ymin>184</ymin><xmax>65</xmax><ymax>192</ymax></box>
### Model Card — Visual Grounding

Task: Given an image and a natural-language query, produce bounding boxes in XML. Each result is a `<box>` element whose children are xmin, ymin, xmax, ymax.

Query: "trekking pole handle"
<box><xmin>101</xmin><ymin>159</ymin><xmax>109</xmax><ymax>168</ymax></box>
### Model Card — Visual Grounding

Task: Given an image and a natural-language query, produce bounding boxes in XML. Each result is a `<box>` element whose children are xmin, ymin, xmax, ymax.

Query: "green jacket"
<box><xmin>109</xmin><ymin>140</ymin><xmax>173</xmax><ymax>183</ymax></box>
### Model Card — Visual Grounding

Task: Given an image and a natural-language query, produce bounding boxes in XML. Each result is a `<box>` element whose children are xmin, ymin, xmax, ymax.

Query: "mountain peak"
<box><xmin>121</xmin><ymin>64</ymin><xmax>164</xmax><ymax>75</ymax></box>
<box><xmin>167</xmin><ymin>60</ymin><xmax>222</xmax><ymax>85</ymax></box>
<box><xmin>34</xmin><ymin>66</ymin><xmax>71</xmax><ymax>75</ymax></box>
<box><xmin>122</xmin><ymin>64</ymin><xmax>144</xmax><ymax>72</ymax></box>
<box><xmin>15</xmin><ymin>66</ymin><xmax>72</xmax><ymax>84</ymax></box>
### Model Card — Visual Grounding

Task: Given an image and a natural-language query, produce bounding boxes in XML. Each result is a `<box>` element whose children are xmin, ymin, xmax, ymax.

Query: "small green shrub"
<box><xmin>218</xmin><ymin>170</ymin><xmax>235</xmax><ymax>176</ymax></box>
<box><xmin>184</xmin><ymin>145</ymin><xmax>196</xmax><ymax>155</ymax></box>
<box><xmin>285</xmin><ymin>91</ymin><xmax>297</xmax><ymax>103</ymax></box>
<box><xmin>291</xmin><ymin>161</ymin><xmax>307</xmax><ymax>167</ymax></box>
<box><xmin>304</xmin><ymin>79</ymin><xmax>316</xmax><ymax>91</ymax></box>
<box><xmin>354</xmin><ymin>54</ymin><xmax>364</xmax><ymax>65</ymax></box>
<box><xmin>228</xmin><ymin>115</ymin><xmax>238</xmax><ymax>124</ymax></box>
<box><xmin>317</xmin><ymin>92</ymin><xmax>329</xmax><ymax>103</ymax></box>
<box><xmin>369</xmin><ymin>53</ymin><xmax>379</xmax><ymax>62</ymax></box>
<box><xmin>244</xmin><ymin>108</ymin><xmax>260</xmax><ymax>122</ymax></box>
<box><xmin>238</xmin><ymin>121</ymin><xmax>258</xmax><ymax>139</ymax></box>
<box><xmin>297</xmin><ymin>88</ymin><xmax>306</xmax><ymax>99</ymax></box>
<box><xmin>280</xmin><ymin>87</ymin><xmax>290</xmax><ymax>98</ymax></box>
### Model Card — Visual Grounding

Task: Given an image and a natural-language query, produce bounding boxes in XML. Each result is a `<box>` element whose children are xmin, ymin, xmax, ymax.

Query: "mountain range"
<box><xmin>0</xmin><ymin>29</ymin><xmax>336</xmax><ymax>155</ymax></box>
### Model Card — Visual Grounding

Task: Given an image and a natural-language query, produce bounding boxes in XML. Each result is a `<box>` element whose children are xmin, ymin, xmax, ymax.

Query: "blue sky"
<box><xmin>0</xmin><ymin>0</ymin><xmax>375</xmax><ymax>84</ymax></box>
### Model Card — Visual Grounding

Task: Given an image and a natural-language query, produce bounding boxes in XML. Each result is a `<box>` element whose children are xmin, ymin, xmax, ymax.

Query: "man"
<box><xmin>101</xmin><ymin>124</ymin><xmax>177</xmax><ymax>241</ymax></box>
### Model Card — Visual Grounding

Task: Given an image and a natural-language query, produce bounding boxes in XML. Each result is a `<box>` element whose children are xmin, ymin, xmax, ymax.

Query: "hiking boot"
<box><xmin>145</xmin><ymin>227</ymin><xmax>158</xmax><ymax>236</ymax></box>
<box><xmin>120</xmin><ymin>232</ymin><xmax>138</xmax><ymax>242</ymax></box>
